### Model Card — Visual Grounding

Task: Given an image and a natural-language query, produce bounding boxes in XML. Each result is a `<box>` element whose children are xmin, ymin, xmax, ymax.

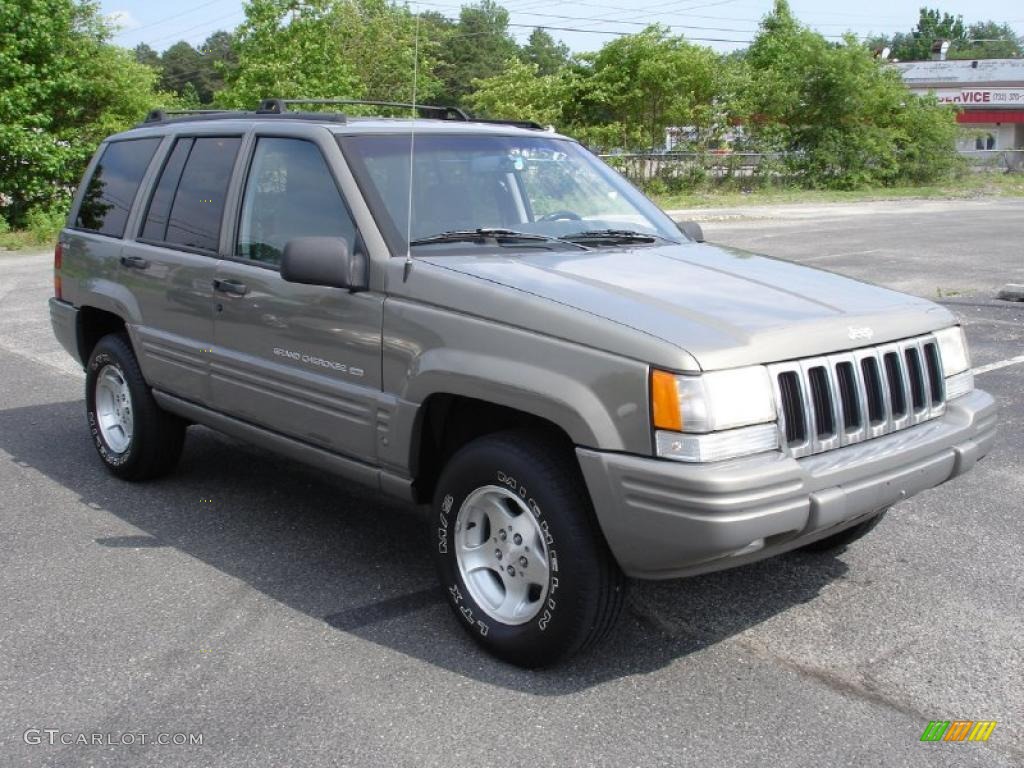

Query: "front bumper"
<box><xmin>577</xmin><ymin>389</ymin><xmax>997</xmax><ymax>579</ymax></box>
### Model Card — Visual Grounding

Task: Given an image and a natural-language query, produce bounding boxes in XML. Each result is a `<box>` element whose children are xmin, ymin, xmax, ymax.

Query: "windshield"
<box><xmin>339</xmin><ymin>133</ymin><xmax>682</xmax><ymax>251</ymax></box>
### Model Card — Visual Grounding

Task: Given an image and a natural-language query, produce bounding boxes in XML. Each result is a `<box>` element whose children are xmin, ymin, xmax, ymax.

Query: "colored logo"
<box><xmin>920</xmin><ymin>720</ymin><xmax>997</xmax><ymax>742</ymax></box>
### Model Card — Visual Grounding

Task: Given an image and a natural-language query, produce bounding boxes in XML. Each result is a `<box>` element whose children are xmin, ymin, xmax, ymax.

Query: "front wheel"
<box><xmin>431</xmin><ymin>430</ymin><xmax>624</xmax><ymax>667</ymax></box>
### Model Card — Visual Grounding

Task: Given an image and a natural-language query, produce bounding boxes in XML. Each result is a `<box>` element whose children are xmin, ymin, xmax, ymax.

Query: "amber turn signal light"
<box><xmin>650</xmin><ymin>369</ymin><xmax>682</xmax><ymax>431</ymax></box>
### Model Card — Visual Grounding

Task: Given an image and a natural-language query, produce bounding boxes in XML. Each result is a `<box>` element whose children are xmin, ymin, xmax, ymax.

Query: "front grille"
<box><xmin>768</xmin><ymin>334</ymin><xmax>946</xmax><ymax>458</ymax></box>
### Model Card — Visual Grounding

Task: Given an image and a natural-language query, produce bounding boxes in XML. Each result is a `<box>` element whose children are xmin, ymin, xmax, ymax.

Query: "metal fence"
<box><xmin>598</xmin><ymin>152</ymin><xmax>785</xmax><ymax>187</ymax></box>
<box><xmin>599</xmin><ymin>149</ymin><xmax>1024</xmax><ymax>188</ymax></box>
<box><xmin>959</xmin><ymin>150</ymin><xmax>1024</xmax><ymax>172</ymax></box>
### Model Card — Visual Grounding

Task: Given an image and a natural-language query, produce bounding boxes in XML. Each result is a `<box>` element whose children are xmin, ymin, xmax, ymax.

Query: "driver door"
<box><xmin>210</xmin><ymin>133</ymin><xmax>383</xmax><ymax>460</ymax></box>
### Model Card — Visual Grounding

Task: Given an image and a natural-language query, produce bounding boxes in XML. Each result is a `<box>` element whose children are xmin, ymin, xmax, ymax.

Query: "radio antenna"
<box><xmin>403</xmin><ymin>10</ymin><xmax>420</xmax><ymax>282</ymax></box>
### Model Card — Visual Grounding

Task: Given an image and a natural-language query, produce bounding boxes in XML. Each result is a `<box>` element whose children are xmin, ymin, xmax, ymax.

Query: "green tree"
<box><xmin>951</xmin><ymin>21</ymin><xmax>1023</xmax><ymax>59</ymax></box>
<box><xmin>160</xmin><ymin>41</ymin><xmax>210</xmax><ymax>102</ymax></box>
<box><xmin>217</xmin><ymin>0</ymin><xmax>438</xmax><ymax>109</ymax></box>
<box><xmin>465</xmin><ymin>58</ymin><xmax>567</xmax><ymax>126</ymax></box>
<box><xmin>567</xmin><ymin>26</ymin><xmax>722</xmax><ymax>150</ymax></box>
<box><xmin>218</xmin><ymin>0</ymin><xmax>361</xmax><ymax>108</ymax></box>
<box><xmin>0</xmin><ymin>0</ymin><xmax>168</xmax><ymax>227</ymax></box>
<box><xmin>133</xmin><ymin>43</ymin><xmax>161</xmax><ymax>69</ymax></box>
<box><xmin>197</xmin><ymin>30</ymin><xmax>236</xmax><ymax>97</ymax></box>
<box><xmin>885</xmin><ymin>8</ymin><xmax>967</xmax><ymax>61</ymax></box>
<box><xmin>520</xmin><ymin>28</ymin><xmax>569</xmax><ymax>76</ymax></box>
<box><xmin>741</xmin><ymin>1</ymin><xmax>959</xmax><ymax>188</ymax></box>
<box><xmin>436</xmin><ymin>0</ymin><xmax>519</xmax><ymax>105</ymax></box>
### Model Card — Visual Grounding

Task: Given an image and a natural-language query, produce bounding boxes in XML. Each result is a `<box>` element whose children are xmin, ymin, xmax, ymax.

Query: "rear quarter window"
<box><xmin>74</xmin><ymin>138</ymin><xmax>161</xmax><ymax>237</ymax></box>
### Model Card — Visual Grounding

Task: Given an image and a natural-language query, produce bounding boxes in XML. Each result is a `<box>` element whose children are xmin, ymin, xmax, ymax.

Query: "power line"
<box><xmin>505</xmin><ymin>21</ymin><xmax>751</xmax><ymax>41</ymax></box>
<box><xmin>113</xmin><ymin>0</ymin><xmax>234</xmax><ymax>38</ymax></box>
<box><xmin>144</xmin><ymin>9</ymin><xmax>246</xmax><ymax>47</ymax></box>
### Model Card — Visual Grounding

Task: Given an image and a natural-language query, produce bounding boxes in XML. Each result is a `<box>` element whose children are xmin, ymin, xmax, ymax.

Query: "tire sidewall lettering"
<box><xmin>437</xmin><ymin>467</ymin><xmax>561</xmax><ymax>637</ymax></box>
<box><xmin>87</xmin><ymin>351</ymin><xmax>131</xmax><ymax>467</ymax></box>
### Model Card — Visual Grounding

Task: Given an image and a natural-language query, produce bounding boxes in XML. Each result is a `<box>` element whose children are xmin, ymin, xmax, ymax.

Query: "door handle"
<box><xmin>212</xmin><ymin>278</ymin><xmax>249</xmax><ymax>296</ymax></box>
<box><xmin>120</xmin><ymin>255</ymin><xmax>149</xmax><ymax>270</ymax></box>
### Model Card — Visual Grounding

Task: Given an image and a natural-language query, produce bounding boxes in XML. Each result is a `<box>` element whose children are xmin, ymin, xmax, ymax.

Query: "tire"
<box><xmin>85</xmin><ymin>333</ymin><xmax>185</xmax><ymax>480</ymax></box>
<box><xmin>802</xmin><ymin>509</ymin><xmax>888</xmax><ymax>553</ymax></box>
<box><xmin>431</xmin><ymin>429</ymin><xmax>624</xmax><ymax>667</ymax></box>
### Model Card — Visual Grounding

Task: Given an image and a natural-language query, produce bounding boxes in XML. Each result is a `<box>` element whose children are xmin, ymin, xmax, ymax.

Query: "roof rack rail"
<box><xmin>473</xmin><ymin>118</ymin><xmax>547</xmax><ymax>131</ymax></box>
<box><xmin>258</xmin><ymin>98</ymin><xmax>546</xmax><ymax>130</ymax></box>
<box><xmin>137</xmin><ymin>101</ymin><xmax>547</xmax><ymax>131</ymax></box>
<box><xmin>143</xmin><ymin>108</ymin><xmax>235</xmax><ymax>123</ymax></box>
<box><xmin>257</xmin><ymin>98</ymin><xmax>469</xmax><ymax>121</ymax></box>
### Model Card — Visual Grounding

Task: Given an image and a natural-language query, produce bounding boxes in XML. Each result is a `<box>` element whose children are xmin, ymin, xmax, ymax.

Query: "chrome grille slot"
<box><xmin>807</xmin><ymin>366</ymin><xmax>834</xmax><ymax>438</ymax></box>
<box><xmin>884</xmin><ymin>351</ymin><xmax>907</xmax><ymax>418</ymax></box>
<box><xmin>859</xmin><ymin>355</ymin><xmax>885</xmax><ymax>427</ymax></box>
<box><xmin>777</xmin><ymin>371</ymin><xmax>806</xmax><ymax>447</ymax></box>
<box><xmin>835</xmin><ymin>361</ymin><xmax>861</xmax><ymax>430</ymax></box>
<box><xmin>768</xmin><ymin>332</ymin><xmax>947</xmax><ymax>458</ymax></box>
<box><xmin>923</xmin><ymin>341</ymin><xmax>944</xmax><ymax>406</ymax></box>
<box><xmin>905</xmin><ymin>346</ymin><xmax>926</xmax><ymax>412</ymax></box>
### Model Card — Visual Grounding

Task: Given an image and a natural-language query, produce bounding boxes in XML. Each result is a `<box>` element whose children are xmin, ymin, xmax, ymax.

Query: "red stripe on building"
<box><xmin>956</xmin><ymin>110</ymin><xmax>1024</xmax><ymax>124</ymax></box>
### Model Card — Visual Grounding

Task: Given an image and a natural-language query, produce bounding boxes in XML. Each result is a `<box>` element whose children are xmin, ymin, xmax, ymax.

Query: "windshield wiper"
<box><xmin>561</xmin><ymin>229</ymin><xmax>671</xmax><ymax>245</ymax></box>
<box><xmin>409</xmin><ymin>228</ymin><xmax>581</xmax><ymax>248</ymax></box>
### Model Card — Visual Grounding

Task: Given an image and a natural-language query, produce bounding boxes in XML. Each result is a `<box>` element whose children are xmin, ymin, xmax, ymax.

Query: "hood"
<box><xmin>420</xmin><ymin>242</ymin><xmax>955</xmax><ymax>370</ymax></box>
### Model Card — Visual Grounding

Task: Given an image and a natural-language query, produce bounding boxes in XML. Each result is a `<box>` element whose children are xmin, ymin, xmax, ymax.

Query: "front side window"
<box><xmin>236</xmin><ymin>137</ymin><xmax>357</xmax><ymax>267</ymax></box>
<box><xmin>141</xmin><ymin>136</ymin><xmax>241</xmax><ymax>252</ymax></box>
<box><xmin>75</xmin><ymin>138</ymin><xmax>160</xmax><ymax>237</ymax></box>
<box><xmin>340</xmin><ymin>133</ymin><xmax>681</xmax><ymax>251</ymax></box>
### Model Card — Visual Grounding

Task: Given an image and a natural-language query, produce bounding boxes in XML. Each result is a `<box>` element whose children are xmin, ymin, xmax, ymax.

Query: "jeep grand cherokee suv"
<box><xmin>49</xmin><ymin>99</ymin><xmax>996</xmax><ymax>667</ymax></box>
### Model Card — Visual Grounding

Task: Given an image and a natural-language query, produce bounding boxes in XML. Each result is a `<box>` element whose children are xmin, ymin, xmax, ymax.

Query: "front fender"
<box><xmin>380</xmin><ymin>300</ymin><xmax>653</xmax><ymax>475</ymax></box>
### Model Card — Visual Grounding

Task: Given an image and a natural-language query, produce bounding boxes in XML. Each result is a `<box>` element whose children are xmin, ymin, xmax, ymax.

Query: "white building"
<box><xmin>892</xmin><ymin>58</ymin><xmax>1024</xmax><ymax>151</ymax></box>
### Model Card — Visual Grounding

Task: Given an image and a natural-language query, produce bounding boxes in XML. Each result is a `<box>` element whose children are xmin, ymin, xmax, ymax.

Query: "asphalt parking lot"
<box><xmin>1</xmin><ymin>198</ymin><xmax>1021</xmax><ymax>767</ymax></box>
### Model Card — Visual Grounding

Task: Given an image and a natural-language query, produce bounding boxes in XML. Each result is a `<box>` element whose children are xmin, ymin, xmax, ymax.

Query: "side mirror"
<box><xmin>280</xmin><ymin>237</ymin><xmax>367</xmax><ymax>291</ymax></box>
<box><xmin>676</xmin><ymin>220</ymin><xmax>704</xmax><ymax>243</ymax></box>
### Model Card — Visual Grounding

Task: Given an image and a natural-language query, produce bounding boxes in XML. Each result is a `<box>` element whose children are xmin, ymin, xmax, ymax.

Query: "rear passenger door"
<box><xmin>210</xmin><ymin>133</ymin><xmax>384</xmax><ymax>460</ymax></box>
<box><xmin>123</xmin><ymin>134</ymin><xmax>243</xmax><ymax>404</ymax></box>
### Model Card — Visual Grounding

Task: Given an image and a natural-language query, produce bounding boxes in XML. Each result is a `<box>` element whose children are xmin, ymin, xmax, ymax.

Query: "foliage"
<box><xmin>951</xmin><ymin>21</ymin><xmax>1024</xmax><ymax>60</ymax></box>
<box><xmin>464</xmin><ymin>59</ymin><xmax>567</xmax><ymax>126</ymax></box>
<box><xmin>433</xmin><ymin>0</ymin><xmax>519</xmax><ymax>105</ymax></box>
<box><xmin>871</xmin><ymin>8</ymin><xmax>1022</xmax><ymax>61</ymax></box>
<box><xmin>4</xmin><ymin>0</ymin><xmax>1010</xmax><ymax>236</ymax></box>
<box><xmin>520</xmin><ymin>28</ymin><xmax>569</xmax><ymax>76</ymax></box>
<box><xmin>0</xmin><ymin>0</ymin><xmax>172</xmax><ymax>228</ymax></box>
<box><xmin>217</xmin><ymin>0</ymin><xmax>439</xmax><ymax>109</ymax></box>
<box><xmin>739</xmin><ymin>1</ymin><xmax>960</xmax><ymax>188</ymax></box>
<box><xmin>885</xmin><ymin>8</ymin><xmax>967</xmax><ymax>61</ymax></box>
<box><xmin>566</xmin><ymin>26</ymin><xmax>722</xmax><ymax>151</ymax></box>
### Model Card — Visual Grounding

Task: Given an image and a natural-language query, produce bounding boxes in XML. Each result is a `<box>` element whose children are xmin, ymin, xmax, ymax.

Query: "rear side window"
<box><xmin>75</xmin><ymin>138</ymin><xmax>160</xmax><ymax>237</ymax></box>
<box><xmin>141</xmin><ymin>136</ymin><xmax>241</xmax><ymax>253</ymax></box>
<box><xmin>236</xmin><ymin>137</ymin><xmax>356</xmax><ymax>267</ymax></box>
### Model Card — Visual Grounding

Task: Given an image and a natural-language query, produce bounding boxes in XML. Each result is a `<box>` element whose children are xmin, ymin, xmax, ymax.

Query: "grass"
<box><xmin>0</xmin><ymin>228</ymin><xmax>59</xmax><ymax>252</ymax></box>
<box><xmin>651</xmin><ymin>172</ymin><xmax>1024</xmax><ymax>210</ymax></box>
<box><xmin>0</xmin><ymin>207</ymin><xmax>65</xmax><ymax>253</ymax></box>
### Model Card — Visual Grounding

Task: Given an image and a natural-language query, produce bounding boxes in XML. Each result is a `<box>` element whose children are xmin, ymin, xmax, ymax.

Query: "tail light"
<box><xmin>54</xmin><ymin>241</ymin><xmax>63</xmax><ymax>299</ymax></box>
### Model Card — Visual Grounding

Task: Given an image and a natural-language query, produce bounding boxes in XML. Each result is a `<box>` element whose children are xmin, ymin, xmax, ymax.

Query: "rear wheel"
<box><xmin>802</xmin><ymin>509</ymin><xmax>888</xmax><ymax>552</ymax></box>
<box><xmin>431</xmin><ymin>430</ymin><xmax>624</xmax><ymax>667</ymax></box>
<box><xmin>85</xmin><ymin>334</ymin><xmax>185</xmax><ymax>480</ymax></box>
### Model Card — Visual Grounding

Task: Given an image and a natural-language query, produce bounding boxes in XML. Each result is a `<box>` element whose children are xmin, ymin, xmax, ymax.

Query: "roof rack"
<box><xmin>257</xmin><ymin>98</ymin><xmax>469</xmax><ymax>121</ymax></box>
<box><xmin>138</xmin><ymin>100</ymin><xmax>546</xmax><ymax>131</ymax></box>
<box><xmin>258</xmin><ymin>99</ymin><xmax>546</xmax><ymax>130</ymax></box>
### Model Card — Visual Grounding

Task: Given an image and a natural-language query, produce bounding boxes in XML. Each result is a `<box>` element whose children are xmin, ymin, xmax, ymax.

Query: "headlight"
<box><xmin>934</xmin><ymin>326</ymin><xmax>970</xmax><ymax>376</ymax></box>
<box><xmin>933</xmin><ymin>326</ymin><xmax>973</xmax><ymax>400</ymax></box>
<box><xmin>651</xmin><ymin>366</ymin><xmax>778</xmax><ymax>462</ymax></box>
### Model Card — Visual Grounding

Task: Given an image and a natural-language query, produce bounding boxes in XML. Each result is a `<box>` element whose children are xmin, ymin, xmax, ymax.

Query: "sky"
<box><xmin>101</xmin><ymin>0</ymin><xmax>1024</xmax><ymax>56</ymax></box>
